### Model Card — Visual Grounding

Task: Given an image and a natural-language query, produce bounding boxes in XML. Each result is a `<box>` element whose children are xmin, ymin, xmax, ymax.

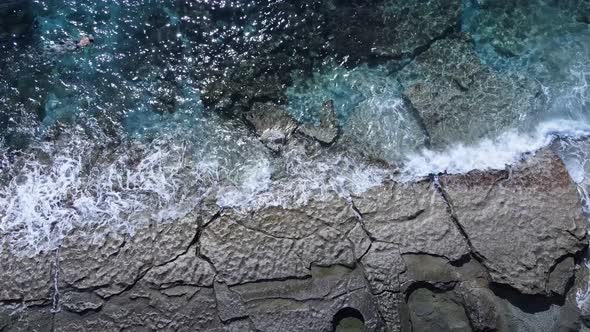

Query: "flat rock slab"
<box><xmin>59</xmin><ymin>212</ymin><xmax>203</xmax><ymax>297</ymax></box>
<box><xmin>440</xmin><ymin>149</ymin><xmax>588</xmax><ymax>295</ymax></box>
<box><xmin>200</xmin><ymin>196</ymin><xmax>358</xmax><ymax>285</ymax></box>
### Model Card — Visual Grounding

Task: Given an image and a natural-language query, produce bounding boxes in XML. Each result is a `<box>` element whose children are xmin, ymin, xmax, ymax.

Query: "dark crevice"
<box><xmin>566</xmin><ymin>228</ymin><xmax>587</xmax><ymax>242</ymax></box>
<box><xmin>431</xmin><ymin>175</ymin><xmax>488</xmax><ymax>266</ymax></box>
<box><xmin>395</xmin><ymin>209</ymin><xmax>426</xmax><ymax>223</ymax></box>
<box><xmin>401</xmin><ymin>251</ymin><xmax>470</xmax><ymax>265</ymax></box>
<box><xmin>197</xmin><ymin>212</ymin><xmax>222</xmax><ymax>277</ymax></box>
<box><xmin>227</xmin><ymin>274</ymin><xmax>312</xmax><ymax>288</ymax></box>
<box><xmin>64</xmin><ymin>306</ymin><xmax>104</xmax><ymax>316</ymax></box>
<box><xmin>332</xmin><ymin>307</ymin><xmax>365</xmax><ymax>332</ymax></box>
<box><xmin>344</xmin><ymin>229</ymin><xmax>372</xmax><ymax>262</ymax></box>
<box><xmin>449</xmin><ymin>253</ymin><xmax>478</xmax><ymax>268</ymax></box>
<box><xmin>489</xmin><ymin>282</ymin><xmax>565</xmax><ymax>313</ymax></box>
<box><xmin>213</xmin><ymin>283</ymin><xmax>250</xmax><ymax>324</ymax></box>
<box><xmin>202</xmin><ymin>208</ymin><xmax>222</xmax><ymax>229</ymax></box>
<box><xmin>349</xmin><ymin>199</ymin><xmax>378</xmax><ymax>242</ymax></box>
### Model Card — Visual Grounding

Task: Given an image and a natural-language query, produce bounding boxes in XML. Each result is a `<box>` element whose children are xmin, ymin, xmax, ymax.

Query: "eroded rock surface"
<box><xmin>298</xmin><ymin>100</ymin><xmax>340</xmax><ymax>145</ymax></box>
<box><xmin>0</xmin><ymin>149</ymin><xmax>587</xmax><ymax>332</ymax></box>
<box><xmin>439</xmin><ymin>149</ymin><xmax>587</xmax><ymax>295</ymax></box>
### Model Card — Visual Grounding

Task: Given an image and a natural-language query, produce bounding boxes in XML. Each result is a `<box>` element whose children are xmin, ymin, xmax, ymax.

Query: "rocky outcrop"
<box><xmin>1</xmin><ymin>148</ymin><xmax>587</xmax><ymax>331</ymax></box>
<box><xmin>438</xmin><ymin>149</ymin><xmax>587</xmax><ymax>296</ymax></box>
<box><xmin>243</xmin><ymin>103</ymin><xmax>298</xmax><ymax>153</ymax></box>
<box><xmin>0</xmin><ymin>247</ymin><xmax>53</xmax><ymax>303</ymax></box>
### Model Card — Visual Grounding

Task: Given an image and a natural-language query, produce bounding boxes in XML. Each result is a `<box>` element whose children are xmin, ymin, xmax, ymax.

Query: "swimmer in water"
<box><xmin>76</xmin><ymin>34</ymin><xmax>94</xmax><ymax>48</ymax></box>
<box><xmin>45</xmin><ymin>34</ymin><xmax>94</xmax><ymax>53</ymax></box>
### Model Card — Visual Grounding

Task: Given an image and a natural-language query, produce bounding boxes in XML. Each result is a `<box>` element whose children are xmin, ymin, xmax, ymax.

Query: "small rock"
<box><xmin>214</xmin><ymin>282</ymin><xmax>248</xmax><ymax>323</ymax></box>
<box><xmin>547</xmin><ymin>257</ymin><xmax>575</xmax><ymax>296</ymax></box>
<box><xmin>243</xmin><ymin>102</ymin><xmax>298</xmax><ymax>152</ymax></box>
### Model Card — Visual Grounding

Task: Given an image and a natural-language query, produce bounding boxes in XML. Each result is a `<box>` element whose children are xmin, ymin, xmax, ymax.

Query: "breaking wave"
<box><xmin>402</xmin><ymin>119</ymin><xmax>590</xmax><ymax>178</ymax></box>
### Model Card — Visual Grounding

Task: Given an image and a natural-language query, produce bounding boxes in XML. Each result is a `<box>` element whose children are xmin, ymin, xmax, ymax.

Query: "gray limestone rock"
<box><xmin>142</xmin><ymin>248</ymin><xmax>216</xmax><ymax>289</ymax></box>
<box><xmin>244</xmin><ymin>103</ymin><xmax>298</xmax><ymax>153</ymax></box>
<box><xmin>375</xmin><ymin>292</ymin><xmax>404</xmax><ymax>332</ymax></box>
<box><xmin>457</xmin><ymin>284</ymin><xmax>504</xmax><ymax>331</ymax></box>
<box><xmin>0</xmin><ymin>245</ymin><xmax>53</xmax><ymax>302</ymax></box>
<box><xmin>59</xmin><ymin>212</ymin><xmax>200</xmax><ymax>298</ymax></box>
<box><xmin>0</xmin><ymin>145</ymin><xmax>587</xmax><ymax>332</ymax></box>
<box><xmin>354</xmin><ymin>181</ymin><xmax>470</xmax><ymax>261</ymax></box>
<box><xmin>360</xmin><ymin>242</ymin><xmax>405</xmax><ymax>293</ymax></box>
<box><xmin>347</xmin><ymin>222</ymin><xmax>372</xmax><ymax>261</ymax></box>
<box><xmin>440</xmin><ymin>149</ymin><xmax>588</xmax><ymax>295</ymax></box>
<box><xmin>231</xmin><ymin>266</ymin><xmax>385</xmax><ymax>332</ymax></box>
<box><xmin>547</xmin><ymin>257</ymin><xmax>576</xmax><ymax>297</ymax></box>
<box><xmin>214</xmin><ymin>282</ymin><xmax>249</xmax><ymax>323</ymax></box>
<box><xmin>54</xmin><ymin>285</ymin><xmax>222</xmax><ymax>332</ymax></box>
<box><xmin>199</xmin><ymin>215</ymin><xmax>310</xmax><ymax>285</ymax></box>
<box><xmin>0</xmin><ymin>305</ymin><xmax>52</xmax><ymax>332</ymax></box>
<box><xmin>200</xmin><ymin>196</ymin><xmax>358</xmax><ymax>285</ymax></box>
<box><xmin>61</xmin><ymin>291</ymin><xmax>104</xmax><ymax>314</ymax></box>
<box><xmin>400</xmin><ymin>254</ymin><xmax>488</xmax><ymax>288</ymax></box>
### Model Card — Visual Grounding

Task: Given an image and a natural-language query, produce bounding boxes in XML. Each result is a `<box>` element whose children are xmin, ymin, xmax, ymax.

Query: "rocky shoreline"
<box><xmin>1</xmin><ymin>0</ymin><xmax>590</xmax><ymax>331</ymax></box>
<box><xmin>1</xmin><ymin>148</ymin><xmax>588</xmax><ymax>331</ymax></box>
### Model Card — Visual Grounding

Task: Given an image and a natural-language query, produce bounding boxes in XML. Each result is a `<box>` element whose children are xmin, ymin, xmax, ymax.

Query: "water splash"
<box><xmin>401</xmin><ymin>119</ymin><xmax>590</xmax><ymax>178</ymax></box>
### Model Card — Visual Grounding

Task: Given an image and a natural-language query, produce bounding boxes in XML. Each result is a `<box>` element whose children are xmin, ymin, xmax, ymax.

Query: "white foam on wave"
<box><xmin>401</xmin><ymin>119</ymin><xmax>590</xmax><ymax>179</ymax></box>
<box><xmin>216</xmin><ymin>146</ymin><xmax>388</xmax><ymax>211</ymax></box>
<box><xmin>0</xmin><ymin>132</ymin><xmax>216</xmax><ymax>256</ymax></box>
<box><xmin>0</xmin><ymin>125</ymin><xmax>389</xmax><ymax>255</ymax></box>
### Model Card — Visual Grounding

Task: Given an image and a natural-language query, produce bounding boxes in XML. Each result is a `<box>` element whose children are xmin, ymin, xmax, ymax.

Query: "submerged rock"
<box><xmin>407</xmin><ymin>288</ymin><xmax>472</xmax><ymax>332</ymax></box>
<box><xmin>398</xmin><ymin>35</ymin><xmax>547</xmax><ymax>148</ymax></box>
<box><xmin>324</xmin><ymin>0</ymin><xmax>461</xmax><ymax>64</ymax></box>
<box><xmin>298</xmin><ymin>100</ymin><xmax>341</xmax><ymax>145</ymax></box>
